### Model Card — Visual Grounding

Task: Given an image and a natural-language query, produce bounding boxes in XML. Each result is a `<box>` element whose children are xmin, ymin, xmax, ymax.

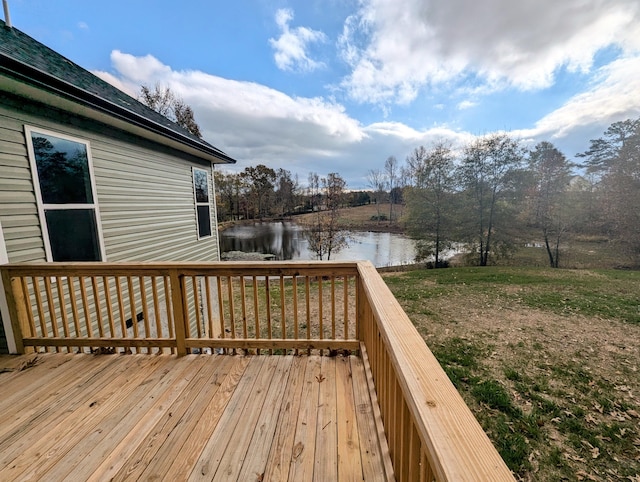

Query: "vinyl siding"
<box><xmin>0</xmin><ymin>95</ymin><xmax>221</xmax><ymax>263</ymax></box>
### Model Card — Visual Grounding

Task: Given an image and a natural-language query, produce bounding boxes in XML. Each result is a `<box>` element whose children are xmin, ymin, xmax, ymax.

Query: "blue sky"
<box><xmin>6</xmin><ymin>0</ymin><xmax>640</xmax><ymax>188</ymax></box>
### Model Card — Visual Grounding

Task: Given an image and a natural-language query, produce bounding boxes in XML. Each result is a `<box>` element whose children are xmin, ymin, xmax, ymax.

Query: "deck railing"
<box><xmin>0</xmin><ymin>261</ymin><xmax>514</xmax><ymax>481</ymax></box>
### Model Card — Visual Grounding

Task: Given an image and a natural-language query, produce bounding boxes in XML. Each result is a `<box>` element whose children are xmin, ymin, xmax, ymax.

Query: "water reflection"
<box><xmin>219</xmin><ymin>221</ymin><xmax>418</xmax><ymax>267</ymax></box>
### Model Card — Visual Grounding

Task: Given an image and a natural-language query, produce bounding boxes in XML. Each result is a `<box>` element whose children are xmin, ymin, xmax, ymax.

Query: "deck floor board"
<box><xmin>0</xmin><ymin>353</ymin><xmax>391</xmax><ymax>481</ymax></box>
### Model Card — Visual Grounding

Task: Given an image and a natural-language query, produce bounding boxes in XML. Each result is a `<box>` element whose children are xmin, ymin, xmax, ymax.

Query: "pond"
<box><xmin>218</xmin><ymin>221</ymin><xmax>418</xmax><ymax>268</ymax></box>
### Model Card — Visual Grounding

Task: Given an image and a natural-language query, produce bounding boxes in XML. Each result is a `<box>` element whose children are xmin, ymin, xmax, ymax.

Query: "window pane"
<box><xmin>193</xmin><ymin>169</ymin><xmax>209</xmax><ymax>203</ymax></box>
<box><xmin>31</xmin><ymin>133</ymin><xmax>93</xmax><ymax>204</ymax></box>
<box><xmin>45</xmin><ymin>209</ymin><xmax>101</xmax><ymax>261</ymax></box>
<box><xmin>197</xmin><ymin>205</ymin><xmax>212</xmax><ymax>238</ymax></box>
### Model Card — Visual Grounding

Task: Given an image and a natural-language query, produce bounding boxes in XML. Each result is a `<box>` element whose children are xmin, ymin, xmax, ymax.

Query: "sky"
<box><xmin>6</xmin><ymin>0</ymin><xmax>640</xmax><ymax>188</ymax></box>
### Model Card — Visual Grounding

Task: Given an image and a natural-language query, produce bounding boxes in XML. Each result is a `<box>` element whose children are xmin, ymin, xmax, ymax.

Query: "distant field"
<box><xmin>383</xmin><ymin>266</ymin><xmax>640</xmax><ymax>480</ymax></box>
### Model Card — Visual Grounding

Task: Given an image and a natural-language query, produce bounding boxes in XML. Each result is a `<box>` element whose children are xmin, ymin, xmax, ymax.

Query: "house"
<box><xmin>0</xmin><ymin>19</ymin><xmax>238</xmax><ymax>352</ymax></box>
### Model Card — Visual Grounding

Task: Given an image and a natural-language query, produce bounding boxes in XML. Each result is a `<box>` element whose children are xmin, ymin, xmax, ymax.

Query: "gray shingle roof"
<box><xmin>0</xmin><ymin>20</ymin><xmax>236</xmax><ymax>164</ymax></box>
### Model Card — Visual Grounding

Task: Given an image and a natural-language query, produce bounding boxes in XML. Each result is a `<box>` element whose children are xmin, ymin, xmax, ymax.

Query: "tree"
<box><xmin>366</xmin><ymin>169</ymin><xmax>386</xmax><ymax>222</ymax></box>
<box><xmin>404</xmin><ymin>142</ymin><xmax>456</xmax><ymax>267</ymax></box>
<box><xmin>275</xmin><ymin>168</ymin><xmax>298</xmax><ymax>217</ymax></box>
<box><xmin>579</xmin><ymin>117</ymin><xmax>640</xmax><ymax>264</ymax></box>
<box><xmin>304</xmin><ymin>173</ymin><xmax>350</xmax><ymax>260</ymax></box>
<box><xmin>139</xmin><ymin>83</ymin><xmax>202</xmax><ymax>138</ymax></box>
<box><xmin>241</xmin><ymin>165</ymin><xmax>276</xmax><ymax>219</ymax></box>
<box><xmin>526</xmin><ymin>142</ymin><xmax>573</xmax><ymax>268</ymax></box>
<box><xmin>384</xmin><ymin>156</ymin><xmax>399</xmax><ymax>221</ymax></box>
<box><xmin>457</xmin><ymin>133</ymin><xmax>524</xmax><ymax>266</ymax></box>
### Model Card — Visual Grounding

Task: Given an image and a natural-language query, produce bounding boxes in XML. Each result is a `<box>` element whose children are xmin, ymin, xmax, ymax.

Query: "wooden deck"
<box><xmin>0</xmin><ymin>353</ymin><xmax>393</xmax><ymax>481</ymax></box>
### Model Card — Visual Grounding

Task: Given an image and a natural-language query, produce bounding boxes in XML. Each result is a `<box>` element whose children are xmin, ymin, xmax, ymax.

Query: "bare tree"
<box><xmin>384</xmin><ymin>156</ymin><xmax>399</xmax><ymax>221</ymax></box>
<box><xmin>366</xmin><ymin>169</ymin><xmax>386</xmax><ymax>222</ymax></box>
<box><xmin>139</xmin><ymin>83</ymin><xmax>203</xmax><ymax>138</ymax></box>
<box><xmin>304</xmin><ymin>173</ymin><xmax>350</xmax><ymax>260</ymax></box>
<box><xmin>405</xmin><ymin>142</ymin><xmax>456</xmax><ymax>267</ymax></box>
<box><xmin>457</xmin><ymin>133</ymin><xmax>524</xmax><ymax>266</ymax></box>
<box><xmin>526</xmin><ymin>142</ymin><xmax>573</xmax><ymax>268</ymax></box>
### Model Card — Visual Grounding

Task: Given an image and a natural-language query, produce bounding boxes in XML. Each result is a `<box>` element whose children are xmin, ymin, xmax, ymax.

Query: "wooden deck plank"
<box><xmin>0</xmin><ymin>354</ymin><xmax>392</xmax><ymax>482</ymax></box>
<box><xmin>262</xmin><ymin>356</ymin><xmax>308</xmax><ymax>481</ymax></box>
<box><xmin>288</xmin><ymin>356</ymin><xmax>322</xmax><ymax>481</ymax></box>
<box><xmin>188</xmin><ymin>356</ymin><xmax>265</xmax><ymax>480</ymax></box>
<box><xmin>95</xmin><ymin>355</ymin><xmax>236</xmax><ymax>482</ymax></box>
<box><xmin>351</xmin><ymin>355</ymin><xmax>392</xmax><ymax>482</ymax></box>
<box><xmin>44</xmin><ymin>356</ymin><xmax>203</xmax><ymax>481</ymax></box>
<box><xmin>0</xmin><ymin>355</ymin><xmax>167</xmax><ymax>480</ymax></box>
<box><xmin>336</xmin><ymin>355</ymin><xmax>364</xmax><ymax>481</ymax></box>
<box><xmin>0</xmin><ymin>354</ymin><xmax>110</xmax><ymax>429</ymax></box>
<box><xmin>157</xmin><ymin>355</ymin><xmax>252</xmax><ymax>480</ymax></box>
<box><xmin>0</xmin><ymin>355</ymin><xmax>139</xmax><ymax>466</ymax></box>
<box><xmin>314</xmin><ymin>356</ymin><xmax>338</xmax><ymax>482</ymax></box>
<box><xmin>236</xmin><ymin>356</ymin><xmax>293</xmax><ymax>481</ymax></box>
<box><xmin>214</xmin><ymin>356</ymin><xmax>290</xmax><ymax>481</ymax></box>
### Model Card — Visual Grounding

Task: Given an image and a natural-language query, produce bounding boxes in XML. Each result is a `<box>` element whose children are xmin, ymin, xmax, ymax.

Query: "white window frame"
<box><xmin>25</xmin><ymin>126</ymin><xmax>107</xmax><ymax>262</ymax></box>
<box><xmin>192</xmin><ymin>166</ymin><xmax>213</xmax><ymax>240</ymax></box>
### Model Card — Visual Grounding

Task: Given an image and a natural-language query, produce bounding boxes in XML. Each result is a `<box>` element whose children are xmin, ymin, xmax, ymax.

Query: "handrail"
<box><xmin>0</xmin><ymin>261</ymin><xmax>359</xmax><ymax>355</ymax></box>
<box><xmin>357</xmin><ymin>261</ymin><xmax>514</xmax><ymax>481</ymax></box>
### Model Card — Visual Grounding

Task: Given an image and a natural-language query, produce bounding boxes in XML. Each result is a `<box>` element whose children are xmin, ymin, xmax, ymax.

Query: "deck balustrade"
<box><xmin>1</xmin><ymin>261</ymin><xmax>514</xmax><ymax>481</ymax></box>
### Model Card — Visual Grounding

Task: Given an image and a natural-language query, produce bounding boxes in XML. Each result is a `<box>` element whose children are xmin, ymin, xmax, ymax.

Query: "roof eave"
<box><xmin>0</xmin><ymin>54</ymin><xmax>237</xmax><ymax>165</ymax></box>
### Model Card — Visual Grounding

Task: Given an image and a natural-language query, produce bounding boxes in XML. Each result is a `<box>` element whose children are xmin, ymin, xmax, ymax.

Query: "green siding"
<box><xmin>0</xmin><ymin>96</ymin><xmax>221</xmax><ymax>263</ymax></box>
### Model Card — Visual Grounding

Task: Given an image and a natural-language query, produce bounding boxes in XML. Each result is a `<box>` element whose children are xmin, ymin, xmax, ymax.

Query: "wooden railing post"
<box><xmin>169</xmin><ymin>269</ymin><xmax>187</xmax><ymax>356</ymax></box>
<box><xmin>0</xmin><ymin>270</ymin><xmax>26</xmax><ymax>354</ymax></box>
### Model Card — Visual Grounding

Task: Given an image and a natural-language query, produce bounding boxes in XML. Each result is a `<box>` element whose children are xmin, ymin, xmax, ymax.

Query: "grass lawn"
<box><xmin>382</xmin><ymin>266</ymin><xmax>640</xmax><ymax>481</ymax></box>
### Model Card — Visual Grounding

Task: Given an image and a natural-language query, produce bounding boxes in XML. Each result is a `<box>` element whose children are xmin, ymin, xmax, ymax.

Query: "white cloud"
<box><xmin>269</xmin><ymin>8</ymin><xmax>327</xmax><ymax>72</ymax></box>
<box><xmin>338</xmin><ymin>0</ymin><xmax>640</xmax><ymax>106</ymax></box>
<box><xmin>457</xmin><ymin>100</ymin><xmax>477</xmax><ymax>110</ymax></box>
<box><xmin>77</xmin><ymin>21</ymin><xmax>89</xmax><ymax>30</ymax></box>
<box><xmin>95</xmin><ymin>51</ymin><xmax>477</xmax><ymax>188</ymax></box>
<box><xmin>514</xmin><ymin>56</ymin><xmax>640</xmax><ymax>147</ymax></box>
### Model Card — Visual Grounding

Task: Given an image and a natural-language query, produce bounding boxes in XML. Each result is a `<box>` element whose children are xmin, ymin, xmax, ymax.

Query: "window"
<box><xmin>26</xmin><ymin>127</ymin><xmax>105</xmax><ymax>261</ymax></box>
<box><xmin>192</xmin><ymin>167</ymin><xmax>212</xmax><ymax>238</ymax></box>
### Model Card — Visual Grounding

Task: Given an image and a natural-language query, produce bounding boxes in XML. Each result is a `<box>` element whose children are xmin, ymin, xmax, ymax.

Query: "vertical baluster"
<box><xmin>163</xmin><ymin>276</ymin><xmax>175</xmax><ymax>354</ymax></box>
<box><xmin>115</xmin><ymin>276</ymin><xmax>127</xmax><ymax>344</ymax></box>
<box><xmin>265</xmin><ymin>275</ymin><xmax>272</xmax><ymax>354</ymax></box>
<box><xmin>216</xmin><ymin>276</ymin><xmax>226</xmax><ymax>354</ymax></box>
<box><xmin>305</xmin><ymin>276</ymin><xmax>311</xmax><ymax>355</ymax></box>
<box><xmin>126</xmin><ymin>276</ymin><xmax>139</xmax><ymax>354</ymax></box>
<box><xmin>292</xmin><ymin>275</ymin><xmax>298</xmax><ymax>355</ymax></box>
<box><xmin>331</xmin><ymin>276</ymin><xmax>336</xmax><ymax>341</ymax></box>
<box><xmin>280</xmin><ymin>275</ymin><xmax>286</xmax><ymax>345</ymax></box>
<box><xmin>20</xmin><ymin>277</ymin><xmax>36</xmax><ymax>339</ymax></box>
<box><xmin>55</xmin><ymin>276</ymin><xmax>71</xmax><ymax>352</ymax></box>
<box><xmin>239</xmin><ymin>276</ymin><xmax>248</xmax><ymax>341</ymax></box>
<box><xmin>66</xmin><ymin>277</ymin><xmax>81</xmax><ymax>339</ymax></box>
<box><xmin>32</xmin><ymin>277</ymin><xmax>48</xmax><ymax>350</ymax></box>
<box><xmin>103</xmin><ymin>277</ymin><xmax>116</xmax><ymax>338</ymax></box>
<box><xmin>78</xmin><ymin>277</ymin><xmax>94</xmax><ymax>344</ymax></box>
<box><xmin>43</xmin><ymin>277</ymin><xmax>59</xmax><ymax>352</ymax></box>
<box><xmin>151</xmin><ymin>277</ymin><xmax>163</xmax><ymax>353</ymax></box>
<box><xmin>227</xmin><ymin>276</ymin><xmax>236</xmax><ymax>354</ymax></box>
<box><xmin>192</xmin><ymin>276</ymin><xmax>203</xmax><ymax>339</ymax></box>
<box><xmin>318</xmin><ymin>276</ymin><xmax>323</xmax><ymax>355</ymax></box>
<box><xmin>252</xmin><ymin>276</ymin><xmax>260</xmax><ymax>355</ymax></box>
<box><xmin>140</xmin><ymin>277</ymin><xmax>152</xmax><ymax>353</ymax></box>
<box><xmin>203</xmin><ymin>276</ymin><xmax>214</xmax><ymax>341</ymax></box>
<box><xmin>90</xmin><ymin>277</ymin><xmax>105</xmax><ymax>341</ymax></box>
<box><xmin>180</xmin><ymin>275</ymin><xmax>190</xmax><ymax>341</ymax></box>
<box><xmin>343</xmin><ymin>276</ymin><xmax>349</xmax><ymax>341</ymax></box>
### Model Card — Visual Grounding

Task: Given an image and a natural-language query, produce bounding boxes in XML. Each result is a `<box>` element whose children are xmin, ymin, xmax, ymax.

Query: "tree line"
<box><xmin>214</xmin><ymin>166</ymin><xmax>370</xmax><ymax>222</ymax></box>
<box><xmin>399</xmin><ymin>117</ymin><xmax>640</xmax><ymax>268</ymax></box>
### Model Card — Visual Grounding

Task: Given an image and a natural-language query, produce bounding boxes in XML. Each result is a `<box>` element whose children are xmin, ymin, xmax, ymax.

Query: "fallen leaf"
<box><xmin>315</xmin><ymin>374</ymin><xmax>325</xmax><ymax>383</ymax></box>
<box><xmin>591</xmin><ymin>447</ymin><xmax>600</xmax><ymax>459</ymax></box>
